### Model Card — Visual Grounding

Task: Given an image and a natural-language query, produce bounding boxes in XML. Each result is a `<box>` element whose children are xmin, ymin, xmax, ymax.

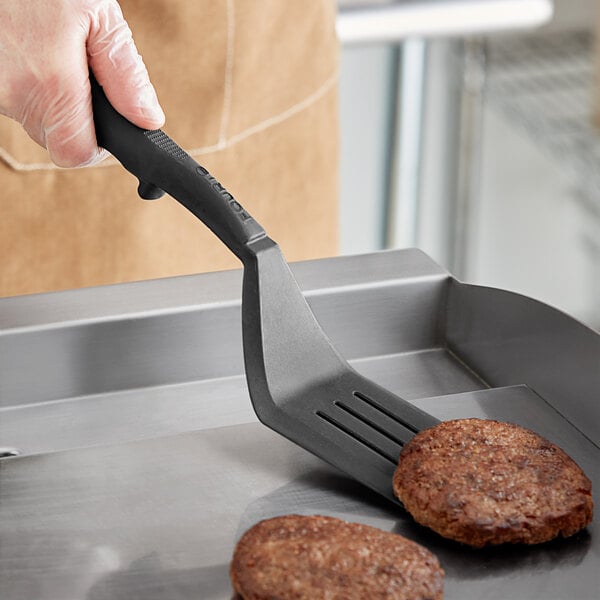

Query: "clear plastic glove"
<box><xmin>0</xmin><ymin>0</ymin><xmax>165</xmax><ymax>167</ymax></box>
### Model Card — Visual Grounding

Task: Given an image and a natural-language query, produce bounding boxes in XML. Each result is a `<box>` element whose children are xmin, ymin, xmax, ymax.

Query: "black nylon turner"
<box><xmin>91</xmin><ymin>75</ymin><xmax>439</xmax><ymax>503</ymax></box>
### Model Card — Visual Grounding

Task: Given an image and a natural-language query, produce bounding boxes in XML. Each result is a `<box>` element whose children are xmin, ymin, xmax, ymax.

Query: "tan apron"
<box><xmin>0</xmin><ymin>0</ymin><xmax>339</xmax><ymax>297</ymax></box>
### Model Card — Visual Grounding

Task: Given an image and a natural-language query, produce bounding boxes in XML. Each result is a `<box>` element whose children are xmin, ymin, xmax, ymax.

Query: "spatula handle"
<box><xmin>90</xmin><ymin>73</ymin><xmax>267</xmax><ymax>261</ymax></box>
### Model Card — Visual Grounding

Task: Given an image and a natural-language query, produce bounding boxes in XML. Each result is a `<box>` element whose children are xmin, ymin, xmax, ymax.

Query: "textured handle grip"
<box><xmin>90</xmin><ymin>73</ymin><xmax>266</xmax><ymax>261</ymax></box>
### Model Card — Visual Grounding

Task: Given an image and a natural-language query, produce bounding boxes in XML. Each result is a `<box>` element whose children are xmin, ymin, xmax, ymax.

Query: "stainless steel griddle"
<box><xmin>0</xmin><ymin>249</ymin><xmax>598</xmax><ymax>599</ymax></box>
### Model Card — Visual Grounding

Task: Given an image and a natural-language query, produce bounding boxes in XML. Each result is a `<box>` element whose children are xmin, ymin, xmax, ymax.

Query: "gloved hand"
<box><xmin>0</xmin><ymin>0</ymin><xmax>165</xmax><ymax>167</ymax></box>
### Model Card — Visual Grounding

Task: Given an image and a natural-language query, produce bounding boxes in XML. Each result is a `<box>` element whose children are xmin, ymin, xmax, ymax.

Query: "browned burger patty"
<box><xmin>230</xmin><ymin>514</ymin><xmax>444</xmax><ymax>599</ymax></box>
<box><xmin>393</xmin><ymin>418</ymin><xmax>593</xmax><ymax>547</ymax></box>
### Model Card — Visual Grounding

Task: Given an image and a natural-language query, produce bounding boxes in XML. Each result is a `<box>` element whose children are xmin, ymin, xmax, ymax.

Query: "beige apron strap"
<box><xmin>0</xmin><ymin>0</ymin><xmax>339</xmax><ymax>297</ymax></box>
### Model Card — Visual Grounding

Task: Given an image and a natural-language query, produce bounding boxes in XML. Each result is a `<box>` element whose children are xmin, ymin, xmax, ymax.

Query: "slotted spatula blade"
<box><xmin>91</xmin><ymin>75</ymin><xmax>439</xmax><ymax>503</ymax></box>
<box><xmin>241</xmin><ymin>241</ymin><xmax>439</xmax><ymax>501</ymax></box>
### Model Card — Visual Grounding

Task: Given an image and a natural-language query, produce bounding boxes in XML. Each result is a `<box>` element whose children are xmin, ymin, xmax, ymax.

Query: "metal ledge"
<box><xmin>337</xmin><ymin>0</ymin><xmax>553</xmax><ymax>44</ymax></box>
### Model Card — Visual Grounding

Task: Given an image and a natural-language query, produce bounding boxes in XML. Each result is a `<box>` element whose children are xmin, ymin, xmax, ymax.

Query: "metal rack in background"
<box><xmin>486</xmin><ymin>30</ymin><xmax>600</xmax><ymax>200</ymax></box>
<box><xmin>485</xmin><ymin>30</ymin><xmax>600</xmax><ymax>329</ymax></box>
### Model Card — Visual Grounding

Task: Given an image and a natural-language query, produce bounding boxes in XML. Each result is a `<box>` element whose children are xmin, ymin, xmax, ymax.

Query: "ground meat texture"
<box><xmin>230</xmin><ymin>514</ymin><xmax>444</xmax><ymax>599</ymax></box>
<box><xmin>393</xmin><ymin>418</ymin><xmax>593</xmax><ymax>547</ymax></box>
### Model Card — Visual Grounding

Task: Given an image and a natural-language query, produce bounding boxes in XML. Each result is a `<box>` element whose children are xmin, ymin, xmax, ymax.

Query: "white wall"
<box><xmin>338</xmin><ymin>44</ymin><xmax>395</xmax><ymax>255</ymax></box>
<box><xmin>472</xmin><ymin>107</ymin><xmax>599</xmax><ymax>328</ymax></box>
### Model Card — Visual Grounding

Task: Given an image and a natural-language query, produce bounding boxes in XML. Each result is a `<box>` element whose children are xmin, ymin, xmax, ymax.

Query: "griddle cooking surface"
<box><xmin>1</xmin><ymin>385</ymin><xmax>596</xmax><ymax>600</ymax></box>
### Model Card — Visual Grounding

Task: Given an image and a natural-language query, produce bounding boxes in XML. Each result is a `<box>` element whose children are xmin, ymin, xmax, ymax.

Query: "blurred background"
<box><xmin>336</xmin><ymin>0</ymin><xmax>600</xmax><ymax>331</ymax></box>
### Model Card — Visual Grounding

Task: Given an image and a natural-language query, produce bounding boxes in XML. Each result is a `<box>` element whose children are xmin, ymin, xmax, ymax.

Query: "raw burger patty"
<box><xmin>393</xmin><ymin>418</ymin><xmax>593</xmax><ymax>547</ymax></box>
<box><xmin>230</xmin><ymin>514</ymin><xmax>444</xmax><ymax>599</ymax></box>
